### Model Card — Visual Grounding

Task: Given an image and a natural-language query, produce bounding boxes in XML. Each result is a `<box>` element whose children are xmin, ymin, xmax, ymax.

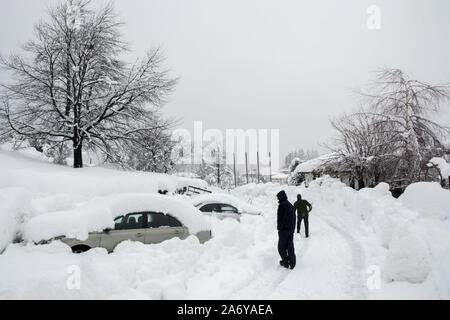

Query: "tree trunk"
<box><xmin>73</xmin><ymin>139</ymin><xmax>83</xmax><ymax>168</ymax></box>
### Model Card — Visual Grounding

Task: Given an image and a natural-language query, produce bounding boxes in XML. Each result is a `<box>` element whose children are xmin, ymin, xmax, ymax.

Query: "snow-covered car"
<box><xmin>191</xmin><ymin>194</ymin><xmax>262</xmax><ymax>221</ymax></box>
<box><xmin>25</xmin><ymin>194</ymin><xmax>212</xmax><ymax>253</ymax></box>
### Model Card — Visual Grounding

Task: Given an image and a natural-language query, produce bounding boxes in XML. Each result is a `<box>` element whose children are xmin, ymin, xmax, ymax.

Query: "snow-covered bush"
<box><xmin>399</xmin><ymin>182</ymin><xmax>450</xmax><ymax>220</ymax></box>
<box><xmin>384</xmin><ymin>222</ymin><xmax>432</xmax><ymax>283</ymax></box>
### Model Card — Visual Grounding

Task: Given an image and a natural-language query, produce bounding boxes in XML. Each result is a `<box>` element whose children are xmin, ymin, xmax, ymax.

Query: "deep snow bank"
<box><xmin>232</xmin><ymin>177</ymin><xmax>450</xmax><ymax>298</ymax></box>
<box><xmin>399</xmin><ymin>182</ymin><xmax>450</xmax><ymax>220</ymax></box>
<box><xmin>0</xmin><ymin>150</ymin><xmax>206</xmax><ymax>196</ymax></box>
<box><xmin>0</xmin><ymin>150</ymin><xmax>206</xmax><ymax>251</ymax></box>
<box><xmin>1</xmin><ymin>148</ymin><xmax>449</xmax><ymax>299</ymax></box>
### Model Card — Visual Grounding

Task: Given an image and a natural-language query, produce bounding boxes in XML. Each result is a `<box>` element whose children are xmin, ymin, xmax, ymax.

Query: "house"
<box><xmin>244</xmin><ymin>167</ymin><xmax>271</xmax><ymax>183</ymax></box>
<box><xmin>271</xmin><ymin>171</ymin><xmax>290</xmax><ymax>184</ymax></box>
<box><xmin>291</xmin><ymin>153</ymin><xmax>361</xmax><ymax>189</ymax></box>
<box><xmin>240</xmin><ymin>167</ymin><xmax>290</xmax><ymax>184</ymax></box>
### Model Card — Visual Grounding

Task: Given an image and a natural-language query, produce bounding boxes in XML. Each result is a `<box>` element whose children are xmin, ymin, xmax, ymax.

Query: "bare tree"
<box><xmin>0</xmin><ymin>0</ymin><xmax>176</xmax><ymax>168</ymax></box>
<box><xmin>119</xmin><ymin>119</ymin><xmax>178</xmax><ymax>173</ymax></box>
<box><xmin>330</xmin><ymin>111</ymin><xmax>400</xmax><ymax>187</ymax></box>
<box><xmin>330</xmin><ymin>68</ymin><xmax>449</xmax><ymax>190</ymax></box>
<box><xmin>363</xmin><ymin>69</ymin><xmax>449</xmax><ymax>186</ymax></box>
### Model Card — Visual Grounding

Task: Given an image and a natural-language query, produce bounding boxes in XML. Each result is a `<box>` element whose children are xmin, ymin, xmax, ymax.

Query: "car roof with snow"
<box><xmin>23</xmin><ymin>193</ymin><xmax>212</xmax><ymax>243</ymax></box>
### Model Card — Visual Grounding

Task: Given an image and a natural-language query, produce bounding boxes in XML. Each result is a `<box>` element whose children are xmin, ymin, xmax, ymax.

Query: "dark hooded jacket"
<box><xmin>294</xmin><ymin>194</ymin><xmax>312</xmax><ymax>218</ymax></box>
<box><xmin>276</xmin><ymin>191</ymin><xmax>296</xmax><ymax>232</ymax></box>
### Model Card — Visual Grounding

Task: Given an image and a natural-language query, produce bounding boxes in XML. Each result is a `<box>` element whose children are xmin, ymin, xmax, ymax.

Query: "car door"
<box><xmin>145</xmin><ymin>212</ymin><xmax>188</xmax><ymax>244</ymax></box>
<box><xmin>100</xmin><ymin>213</ymin><xmax>147</xmax><ymax>252</ymax></box>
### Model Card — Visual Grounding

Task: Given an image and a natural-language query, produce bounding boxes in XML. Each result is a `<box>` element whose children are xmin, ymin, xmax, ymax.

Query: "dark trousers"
<box><xmin>278</xmin><ymin>230</ymin><xmax>296</xmax><ymax>268</ymax></box>
<box><xmin>297</xmin><ymin>215</ymin><xmax>309</xmax><ymax>237</ymax></box>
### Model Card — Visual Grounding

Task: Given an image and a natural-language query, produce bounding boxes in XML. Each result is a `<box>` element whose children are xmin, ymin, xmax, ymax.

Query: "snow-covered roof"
<box><xmin>293</xmin><ymin>153</ymin><xmax>339</xmax><ymax>173</ymax></box>
<box><xmin>271</xmin><ymin>172</ymin><xmax>289</xmax><ymax>179</ymax></box>
<box><xmin>23</xmin><ymin>194</ymin><xmax>212</xmax><ymax>243</ymax></box>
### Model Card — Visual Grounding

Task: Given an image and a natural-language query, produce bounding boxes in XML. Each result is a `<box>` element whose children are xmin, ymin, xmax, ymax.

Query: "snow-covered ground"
<box><xmin>0</xmin><ymin>150</ymin><xmax>449</xmax><ymax>300</ymax></box>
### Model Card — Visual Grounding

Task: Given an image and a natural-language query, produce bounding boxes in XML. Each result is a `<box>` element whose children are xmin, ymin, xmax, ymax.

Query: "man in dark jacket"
<box><xmin>276</xmin><ymin>190</ymin><xmax>296</xmax><ymax>269</ymax></box>
<box><xmin>293</xmin><ymin>194</ymin><xmax>312</xmax><ymax>237</ymax></box>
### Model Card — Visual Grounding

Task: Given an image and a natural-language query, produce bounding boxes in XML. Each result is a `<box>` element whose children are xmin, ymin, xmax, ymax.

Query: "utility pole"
<box><xmin>269</xmin><ymin>152</ymin><xmax>272</xmax><ymax>183</ymax></box>
<box><xmin>257</xmin><ymin>151</ymin><xmax>260</xmax><ymax>184</ymax></box>
<box><xmin>245</xmin><ymin>152</ymin><xmax>249</xmax><ymax>184</ymax></box>
<box><xmin>233</xmin><ymin>153</ymin><xmax>237</xmax><ymax>188</ymax></box>
<box><xmin>217</xmin><ymin>148</ymin><xmax>220</xmax><ymax>186</ymax></box>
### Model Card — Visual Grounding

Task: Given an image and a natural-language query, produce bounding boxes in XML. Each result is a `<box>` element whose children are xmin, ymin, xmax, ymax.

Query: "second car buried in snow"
<box><xmin>191</xmin><ymin>194</ymin><xmax>262</xmax><ymax>221</ymax></box>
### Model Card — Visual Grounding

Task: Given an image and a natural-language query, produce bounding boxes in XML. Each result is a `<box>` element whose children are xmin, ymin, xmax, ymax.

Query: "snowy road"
<box><xmin>234</xmin><ymin>213</ymin><xmax>368</xmax><ymax>300</ymax></box>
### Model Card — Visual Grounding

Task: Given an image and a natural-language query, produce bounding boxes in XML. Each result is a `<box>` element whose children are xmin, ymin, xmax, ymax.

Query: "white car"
<box><xmin>26</xmin><ymin>194</ymin><xmax>213</xmax><ymax>253</ymax></box>
<box><xmin>195</xmin><ymin>201</ymin><xmax>243</xmax><ymax>220</ymax></box>
<box><xmin>192</xmin><ymin>194</ymin><xmax>262</xmax><ymax>221</ymax></box>
<box><xmin>62</xmin><ymin>211</ymin><xmax>212</xmax><ymax>253</ymax></box>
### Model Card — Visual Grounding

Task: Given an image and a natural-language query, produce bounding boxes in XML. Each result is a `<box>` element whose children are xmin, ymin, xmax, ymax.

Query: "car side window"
<box><xmin>220</xmin><ymin>204</ymin><xmax>239</xmax><ymax>214</ymax></box>
<box><xmin>199</xmin><ymin>204</ymin><xmax>219</xmax><ymax>213</ymax></box>
<box><xmin>119</xmin><ymin>213</ymin><xmax>146</xmax><ymax>230</ymax></box>
<box><xmin>168</xmin><ymin>215</ymin><xmax>183</xmax><ymax>227</ymax></box>
<box><xmin>147</xmin><ymin>212</ymin><xmax>170</xmax><ymax>228</ymax></box>
<box><xmin>114</xmin><ymin>216</ymin><xmax>125</xmax><ymax>230</ymax></box>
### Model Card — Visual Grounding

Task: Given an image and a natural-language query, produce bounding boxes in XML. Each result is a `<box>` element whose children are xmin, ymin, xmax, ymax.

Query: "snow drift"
<box><xmin>0</xmin><ymin>150</ymin><xmax>206</xmax><ymax>251</ymax></box>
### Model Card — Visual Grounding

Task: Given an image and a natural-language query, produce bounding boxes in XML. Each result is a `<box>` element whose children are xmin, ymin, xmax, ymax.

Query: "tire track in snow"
<box><xmin>266</xmin><ymin>212</ymin><xmax>368</xmax><ymax>299</ymax></box>
<box><xmin>230</xmin><ymin>190</ymin><xmax>366</xmax><ymax>299</ymax></box>
<box><xmin>316</xmin><ymin>214</ymin><xmax>368</xmax><ymax>299</ymax></box>
<box><xmin>232</xmin><ymin>231</ymin><xmax>310</xmax><ymax>299</ymax></box>
<box><xmin>271</xmin><ymin>234</ymin><xmax>310</xmax><ymax>290</ymax></box>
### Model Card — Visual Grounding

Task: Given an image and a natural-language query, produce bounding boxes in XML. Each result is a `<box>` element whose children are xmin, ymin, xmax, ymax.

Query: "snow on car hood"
<box><xmin>23</xmin><ymin>193</ymin><xmax>211</xmax><ymax>243</ymax></box>
<box><xmin>191</xmin><ymin>193</ymin><xmax>262</xmax><ymax>215</ymax></box>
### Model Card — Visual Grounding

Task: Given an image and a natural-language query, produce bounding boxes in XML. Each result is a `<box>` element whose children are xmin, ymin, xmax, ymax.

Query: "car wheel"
<box><xmin>71</xmin><ymin>245</ymin><xmax>91</xmax><ymax>254</ymax></box>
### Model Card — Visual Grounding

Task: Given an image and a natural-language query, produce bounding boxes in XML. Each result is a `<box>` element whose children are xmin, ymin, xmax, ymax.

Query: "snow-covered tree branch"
<box><xmin>0</xmin><ymin>0</ymin><xmax>177</xmax><ymax>168</ymax></box>
<box><xmin>329</xmin><ymin>68</ymin><xmax>450</xmax><ymax>191</ymax></box>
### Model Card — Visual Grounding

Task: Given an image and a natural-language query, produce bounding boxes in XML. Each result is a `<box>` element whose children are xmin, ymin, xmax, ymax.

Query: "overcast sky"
<box><xmin>1</xmin><ymin>0</ymin><xmax>449</xmax><ymax>163</ymax></box>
